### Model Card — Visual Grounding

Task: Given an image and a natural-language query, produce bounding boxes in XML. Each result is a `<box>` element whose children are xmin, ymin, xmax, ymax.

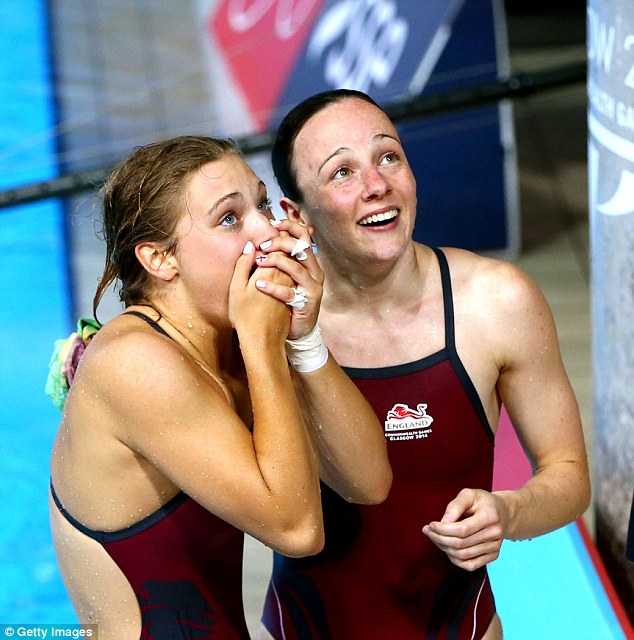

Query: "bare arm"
<box><xmin>257</xmin><ymin>217</ymin><xmax>392</xmax><ymax>504</ymax></box>
<box><xmin>424</xmin><ymin>258</ymin><xmax>590</xmax><ymax>570</ymax></box>
<box><xmin>290</xmin><ymin>358</ymin><xmax>392</xmax><ymax>504</ymax></box>
<box><xmin>107</xmin><ymin>258</ymin><xmax>324</xmax><ymax>558</ymax></box>
<box><xmin>495</xmin><ymin>263</ymin><xmax>590</xmax><ymax>537</ymax></box>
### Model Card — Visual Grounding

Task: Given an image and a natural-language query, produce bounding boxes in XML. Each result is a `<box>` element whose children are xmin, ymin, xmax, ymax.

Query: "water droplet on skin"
<box><xmin>187</xmin><ymin>322</ymin><xmax>193</xmax><ymax>329</ymax></box>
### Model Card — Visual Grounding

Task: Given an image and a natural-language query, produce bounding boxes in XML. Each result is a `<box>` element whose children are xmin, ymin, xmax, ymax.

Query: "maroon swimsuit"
<box><xmin>51</xmin><ymin>311</ymin><xmax>250</xmax><ymax>640</ymax></box>
<box><xmin>262</xmin><ymin>248</ymin><xmax>496</xmax><ymax>640</ymax></box>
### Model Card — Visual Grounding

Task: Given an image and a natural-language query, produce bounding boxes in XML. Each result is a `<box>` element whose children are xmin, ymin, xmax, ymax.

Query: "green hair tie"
<box><xmin>45</xmin><ymin>317</ymin><xmax>102</xmax><ymax>411</ymax></box>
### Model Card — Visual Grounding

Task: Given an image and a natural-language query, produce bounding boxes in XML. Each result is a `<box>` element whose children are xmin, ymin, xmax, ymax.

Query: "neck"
<box><xmin>138</xmin><ymin>301</ymin><xmax>235</xmax><ymax>373</ymax></box>
<box><xmin>319</xmin><ymin>242</ymin><xmax>434</xmax><ymax>314</ymax></box>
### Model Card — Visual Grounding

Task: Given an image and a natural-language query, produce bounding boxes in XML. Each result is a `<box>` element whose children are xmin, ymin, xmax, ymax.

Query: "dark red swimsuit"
<box><xmin>262</xmin><ymin>248</ymin><xmax>497</xmax><ymax>640</ymax></box>
<box><xmin>51</xmin><ymin>311</ymin><xmax>250</xmax><ymax>640</ymax></box>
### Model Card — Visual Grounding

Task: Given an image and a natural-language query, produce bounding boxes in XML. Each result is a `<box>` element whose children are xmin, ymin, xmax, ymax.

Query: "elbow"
<box><xmin>556</xmin><ymin>462</ymin><xmax>592</xmax><ymax>524</ymax></box>
<box><xmin>361</xmin><ymin>448</ymin><xmax>394</xmax><ymax>505</ymax></box>
<box><xmin>372</xmin><ymin>468</ymin><xmax>393</xmax><ymax>504</ymax></box>
<box><xmin>579</xmin><ymin>474</ymin><xmax>592</xmax><ymax>515</ymax></box>
<box><xmin>355</xmin><ymin>471</ymin><xmax>393</xmax><ymax>506</ymax></box>
<box><xmin>345</xmin><ymin>465</ymin><xmax>393</xmax><ymax>506</ymax></box>
<box><xmin>277</xmin><ymin>524</ymin><xmax>325</xmax><ymax>558</ymax></box>
<box><xmin>571</xmin><ymin>459</ymin><xmax>592</xmax><ymax>518</ymax></box>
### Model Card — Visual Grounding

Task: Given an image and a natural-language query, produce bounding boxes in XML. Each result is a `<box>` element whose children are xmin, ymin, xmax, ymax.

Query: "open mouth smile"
<box><xmin>358</xmin><ymin>209</ymin><xmax>399</xmax><ymax>227</ymax></box>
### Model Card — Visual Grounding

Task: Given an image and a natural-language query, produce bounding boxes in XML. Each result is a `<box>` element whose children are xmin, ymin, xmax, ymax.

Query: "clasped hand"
<box><xmin>230</xmin><ymin>219</ymin><xmax>324</xmax><ymax>342</ymax></box>
<box><xmin>422</xmin><ymin>488</ymin><xmax>509</xmax><ymax>572</ymax></box>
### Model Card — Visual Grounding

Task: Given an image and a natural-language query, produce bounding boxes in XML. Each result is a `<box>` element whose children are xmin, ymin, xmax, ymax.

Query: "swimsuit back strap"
<box><xmin>430</xmin><ymin>247</ymin><xmax>456</xmax><ymax>356</ymax></box>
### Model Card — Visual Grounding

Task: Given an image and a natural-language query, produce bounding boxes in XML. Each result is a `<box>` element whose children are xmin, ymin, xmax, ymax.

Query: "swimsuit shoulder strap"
<box><xmin>124</xmin><ymin>310</ymin><xmax>170</xmax><ymax>338</ymax></box>
<box><xmin>430</xmin><ymin>247</ymin><xmax>456</xmax><ymax>356</ymax></box>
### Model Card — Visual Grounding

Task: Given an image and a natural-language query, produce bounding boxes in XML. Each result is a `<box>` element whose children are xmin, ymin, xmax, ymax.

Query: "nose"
<box><xmin>361</xmin><ymin>165</ymin><xmax>391</xmax><ymax>200</ymax></box>
<box><xmin>246</xmin><ymin>209</ymin><xmax>279</xmax><ymax>247</ymax></box>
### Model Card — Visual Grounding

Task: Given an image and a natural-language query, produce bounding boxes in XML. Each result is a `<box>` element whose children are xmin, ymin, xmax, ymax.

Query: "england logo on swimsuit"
<box><xmin>384</xmin><ymin>403</ymin><xmax>434</xmax><ymax>441</ymax></box>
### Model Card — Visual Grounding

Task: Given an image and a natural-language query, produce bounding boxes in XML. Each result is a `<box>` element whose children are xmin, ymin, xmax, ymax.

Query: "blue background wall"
<box><xmin>0</xmin><ymin>0</ymin><xmax>76</xmax><ymax>623</ymax></box>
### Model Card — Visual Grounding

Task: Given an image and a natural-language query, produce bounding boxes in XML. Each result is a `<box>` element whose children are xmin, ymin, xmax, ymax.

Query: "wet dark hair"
<box><xmin>94</xmin><ymin>135</ymin><xmax>241</xmax><ymax>320</ymax></box>
<box><xmin>271</xmin><ymin>89</ymin><xmax>382</xmax><ymax>204</ymax></box>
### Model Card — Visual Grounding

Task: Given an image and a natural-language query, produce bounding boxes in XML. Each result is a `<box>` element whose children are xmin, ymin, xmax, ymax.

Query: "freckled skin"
<box><xmin>49</xmin><ymin>142</ymin><xmax>390</xmax><ymax>637</ymax></box>
<box><xmin>275</xmin><ymin>96</ymin><xmax>590</xmax><ymax>640</ymax></box>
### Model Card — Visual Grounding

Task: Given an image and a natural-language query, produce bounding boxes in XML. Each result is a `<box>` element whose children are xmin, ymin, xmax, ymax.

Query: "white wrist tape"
<box><xmin>285</xmin><ymin>324</ymin><xmax>329</xmax><ymax>373</ymax></box>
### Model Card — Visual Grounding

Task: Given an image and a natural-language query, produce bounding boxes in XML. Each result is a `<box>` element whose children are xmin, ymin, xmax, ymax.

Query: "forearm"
<box><xmin>496</xmin><ymin>458</ymin><xmax>591</xmax><ymax>541</ymax></box>
<box><xmin>242</xmin><ymin>343</ymin><xmax>322</xmax><ymax>523</ymax></box>
<box><xmin>292</xmin><ymin>356</ymin><xmax>392</xmax><ymax>504</ymax></box>
<box><xmin>245</xmin><ymin>351</ymin><xmax>318</xmax><ymax>492</ymax></box>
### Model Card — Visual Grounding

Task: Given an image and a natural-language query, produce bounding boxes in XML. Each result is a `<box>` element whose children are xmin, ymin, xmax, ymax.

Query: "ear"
<box><xmin>135</xmin><ymin>243</ymin><xmax>178</xmax><ymax>282</ymax></box>
<box><xmin>280</xmin><ymin>197</ymin><xmax>311</xmax><ymax>227</ymax></box>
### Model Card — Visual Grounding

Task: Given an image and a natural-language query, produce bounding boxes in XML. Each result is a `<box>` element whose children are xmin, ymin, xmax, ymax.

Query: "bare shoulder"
<box><xmin>68</xmin><ymin>314</ymin><xmax>226</xmax><ymax>439</ymax></box>
<box><xmin>440</xmin><ymin>247</ymin><xmax>558</xmax><ymax>369</ymax></box>
<box><xmin>441</xmin><ymin>246</ymin><xmax>548</xmax><ymax>314</ymax></box>
<box><xmin>77</xmin><ymin>314</ymin><xmax>196</xmax><ymax>394</ymax></box>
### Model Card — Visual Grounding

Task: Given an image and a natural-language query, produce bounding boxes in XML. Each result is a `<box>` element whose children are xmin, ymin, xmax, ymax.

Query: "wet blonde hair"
<box><xmin>94</xmin><ymin>135</ymin><xmax>240</xmax><ymax>320</ymax></box>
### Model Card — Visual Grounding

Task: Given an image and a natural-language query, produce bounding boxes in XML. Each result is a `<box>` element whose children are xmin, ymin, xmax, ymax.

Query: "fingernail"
<box><xmin>255</xmin><ymin>279</ymin><xmax>266</xmax><ymax>289</ymax></box>
<box><xmin>270</xmin><ymin>219</ymin><xmax>281</xmax><ymax>226</ymax></box>
<box><xmin>255</xmin><ymin>255</ymin><xmax>267</xmax><ymax>264</ymax></box>
<box><xmin>243</xmin><ymin>241</ymin><xmax>254</xmax><ymax>254</ymax></box>
<box><xmin>260</xmin><ymin>240</ymin><xmax>272</xmax><ymax>250</ymax></box>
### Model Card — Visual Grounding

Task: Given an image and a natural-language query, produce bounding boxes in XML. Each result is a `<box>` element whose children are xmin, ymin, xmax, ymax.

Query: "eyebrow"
<box><xmin>206</xmin><ymin>180</ymin><xmax>267</xmax><ymax>215</ymax></box>
<box><xmin>208</xmin><ymin>192</ymin><xmax>240</xmax><ymax>215</ymax></box>
<box><xmin>318</xmin><ymin>148</ymin><xmax>348</xmax><ymax>174</ymax></box>
<box><xmin>317</xmin><ymin>133</ymin><xmax>402</xmax><ymax>174</ymax></box>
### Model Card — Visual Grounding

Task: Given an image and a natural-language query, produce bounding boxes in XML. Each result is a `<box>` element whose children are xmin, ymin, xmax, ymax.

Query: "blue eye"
<box><xmin>259</xmin><ymin>197</ymin><xmax>273</xmax><ymax>213</ymax></box>
<box><xmin>220</xmin><ymin>213</ymin><xmax>238</xmax><ymax>226</ymax></box>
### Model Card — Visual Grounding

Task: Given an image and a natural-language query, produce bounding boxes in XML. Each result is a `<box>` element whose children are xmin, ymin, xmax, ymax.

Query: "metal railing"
<box><xmin>0</xmin><ymin>61</ymin><xmax>586</xmax><ymax>211</ymax></box>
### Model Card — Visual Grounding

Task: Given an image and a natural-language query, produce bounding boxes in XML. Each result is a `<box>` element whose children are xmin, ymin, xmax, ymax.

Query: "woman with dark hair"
<box><xmin>258</xmin><ymin>90</ymin><xmax>590</xmax><ymax>640</ymax></box>
<box><xmin>47</xmin><ymin>135</ymin><xmax>390</xmax><ymax>639</ymax></box>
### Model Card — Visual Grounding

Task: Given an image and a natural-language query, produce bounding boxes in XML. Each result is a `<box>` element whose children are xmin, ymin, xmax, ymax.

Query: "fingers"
<box><xmin>231</xmin><ymin>240</ymin><xmax>295</xmax><ymax>299</ymax></box>
<box><xmin>270</xmin><ymin>216</ymin><xmax>312</xmax><ymax>240</ymax></box>
<box><xmin>254</xmin><ymin>271</ymin><xmax>301</xmax><ymax>302</ymax></box>
<box><xmin>438</xmin><ymin>492</ymin><xmax>472</xmax><ymax>524</ymax></box>
<box><xmin>232</xmin><ymin>241</ymin><xmax>301</xmax><ymax>304</ymax></box>
<box><xmin>230</xmin><ymin>241</ymin><xmax>256</xmax><ymax>294</ymax></box>
<box><xmin>252</xmin><ymin>219</ymin><xmax>324</xmax><ymax>341</ymax></box>
<box><xmin>423</xmin><ymin>519</ymin><xmax>503</xmax><ymax>551</ymax></box>
<box><xmin>260</xmin><ymin>219</ymin><xmax>322</xmax><ymax>283</ymax></box>
<box><xmin>423</xmin><ymin>521</ymin><xmax>503</xmax><ymax>571</ymax></box>
<box><xmin>254</xmin><ymin>268</ymin><xmax>317</xmax><ymax>317</ymax></box>
<box><xmin>422</xmin><ymin>489</ymin><xmax>504</xmax><ymax>571</ymax></box>
<box><xmin>429</xmin><ymin>535</ymin><xmax>502</xmax><ymax>571</ymax></box>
